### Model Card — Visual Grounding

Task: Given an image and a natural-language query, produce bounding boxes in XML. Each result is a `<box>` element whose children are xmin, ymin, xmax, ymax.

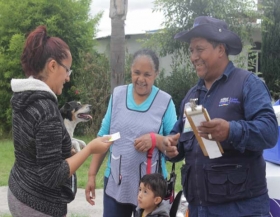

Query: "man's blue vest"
<box><xmin>178</xmin><ymin>65</ymin><xmax>267</xmax><ymax>206</ymax></box>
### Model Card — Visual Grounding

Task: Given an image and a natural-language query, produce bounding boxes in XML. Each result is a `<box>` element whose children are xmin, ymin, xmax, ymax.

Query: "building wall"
<box><xmin>96</xmin><ymin>34</ymin><xmax>173</xmax><ymax>74</ymax></box>
<box><xmin>95</xmin><ymin>29</ymin><xmax>262</xmax><ymax>75</ymax></box>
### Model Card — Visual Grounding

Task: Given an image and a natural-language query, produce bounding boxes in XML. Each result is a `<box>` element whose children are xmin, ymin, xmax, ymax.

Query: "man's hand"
<box><xmin>197</xmin><ymin>118</ymin><xmax>229</xmax><ymax>142</ymax></box>
<box><xmin>162</xmin><ymin>133</ymin><xmax>180</xmax><ymax>158</ymax></box>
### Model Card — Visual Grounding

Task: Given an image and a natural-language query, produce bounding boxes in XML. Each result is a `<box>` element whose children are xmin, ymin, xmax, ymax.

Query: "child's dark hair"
<box><xmin>140</xmin><ymin>173</ymin><xmax>167</xmax><ymax>200</ymax></box>
<box><xmin>21</xmin><ymin>25</ymin><xmax>70</xmax><ymax>78</ymax></box>
<box><xmin>132</xmin><ymin>49</ymin><xmax>159</xmax><ymax>72</ymax></box>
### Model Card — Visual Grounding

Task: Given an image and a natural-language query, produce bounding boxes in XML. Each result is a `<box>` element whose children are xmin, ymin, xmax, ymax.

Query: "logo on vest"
<box><xmin>219</xmin><ymin>97</ymin><xmax>240</xmax><ymax>106</ymax></box>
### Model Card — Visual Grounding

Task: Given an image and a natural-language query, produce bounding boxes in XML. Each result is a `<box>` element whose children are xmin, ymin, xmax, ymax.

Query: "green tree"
<box><xmin>74</xmin><ymin>51</ymin><xmax>111</xmax><ymax>135</ymax></box>
<box><xmin>109</xmin><ymin>0</ymin><xmax>127</xmax><ymax>91</ymax></box>
<box><xmin>0</xmin><ymin>0</ymin><xmax>101</xmax><ymax>136</ymax></box>
<box><xmin>141</xmin><ymin>0</ymin><xmax>259</xmax><ymax>111</ymax></box>
<box><xmin>156</xmin><ymin>63</ymin><xmax>198</xmax><ymax>115</ymax></box>
<box><xmin>148</xmin><ymin>0</ymin><xmax>258</xmax><ymax>59</ymax></box>
<box><xmin>261</xmin><ymin>0</ymin><xmax>280</xmax><ymax>100</ymax></box>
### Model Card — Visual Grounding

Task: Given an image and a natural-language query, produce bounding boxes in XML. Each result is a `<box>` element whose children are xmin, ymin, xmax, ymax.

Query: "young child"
<box><xmin>135</xmin><ymin>173</ymin><xmax>169</xmax><ymax>217</ymax></box>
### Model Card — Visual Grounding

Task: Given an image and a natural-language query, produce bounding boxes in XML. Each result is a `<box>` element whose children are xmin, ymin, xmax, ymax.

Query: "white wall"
<box><xmin>95</xmin><ymin>33</ymin><xmax>173</xmax><ymax>74</ymax></box>
<box><xmin>95</xmin><ymin>29</ymin><xmax>262</xmax><ymax>76</ymax></box>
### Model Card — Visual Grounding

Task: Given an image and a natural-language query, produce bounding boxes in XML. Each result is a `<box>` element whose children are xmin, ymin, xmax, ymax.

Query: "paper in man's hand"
<box><xmin>185</xmin><ymin>102</ymin><xmax>223</xmax><ymax>159</ymax></box>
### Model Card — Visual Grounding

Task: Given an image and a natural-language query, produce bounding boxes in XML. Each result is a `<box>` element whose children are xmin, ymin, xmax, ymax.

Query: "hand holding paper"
<box><xmin>184</xmin><ymin>101</ymin><xmax>224</xmax><ymax>159</ymax></box>
<box><xmin>103</xmin><ymin>132</ymin><xmax>121</xmax><ymax>142</ymax></box>
<box><xmin>197</xmin><ymin>118</ymin><xmax>230</xmax><ymax>142</ymax></box>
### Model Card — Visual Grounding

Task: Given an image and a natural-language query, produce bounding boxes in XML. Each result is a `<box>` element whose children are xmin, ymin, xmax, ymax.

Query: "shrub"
<box><xmin>73</xmin><ymin>51</ymin><xmax>111</xmax><ymax>136</ymax></box>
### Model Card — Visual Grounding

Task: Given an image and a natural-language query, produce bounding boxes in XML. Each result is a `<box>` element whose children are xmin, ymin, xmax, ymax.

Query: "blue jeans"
<box><xmin>103</xmin><ymin>177</ymin><xmax>136</xmax><ymax>217</ymax></box>
<box><xmin>188</xmin><ymin>193</ymin><xmax>270</xmax><ymax>217</ymax></box>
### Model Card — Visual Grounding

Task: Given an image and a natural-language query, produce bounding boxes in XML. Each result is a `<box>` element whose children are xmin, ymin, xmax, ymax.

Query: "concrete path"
<box><xmin>0</xmin><ymin>186</ymin><xmax>103</xmax><ymax>217</ymax></box>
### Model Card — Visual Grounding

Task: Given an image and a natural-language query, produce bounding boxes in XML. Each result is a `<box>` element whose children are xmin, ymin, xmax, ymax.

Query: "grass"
<box><xmin>0</xmin><ymin>137</ymin><xmax>184</xmax><ymax>192</ymax></box>
<box><xmin>0</xmin><ymin>139</ymin><xmax>14</xmax><ymax>186</ymax></box>
<box><xmin>0</xmin><ymin>137</ymin><xmax>184</xmax><ymax>217</ymax></box>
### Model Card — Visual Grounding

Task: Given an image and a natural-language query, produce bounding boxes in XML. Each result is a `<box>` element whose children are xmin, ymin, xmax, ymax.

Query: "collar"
<box><xmin>197</xmin><ymin>61</ymin><xmax>235</xmax><ymax>89</ymax></box>
<box><xmin>11</xmin><ymin>76</ymin><xmax>57</xmax><ymax>99</ymax></box>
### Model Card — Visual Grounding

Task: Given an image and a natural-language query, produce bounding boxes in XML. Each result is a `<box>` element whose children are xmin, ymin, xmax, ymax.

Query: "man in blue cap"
<box><xmin>168</xmin><ymin>16</ymin><xmax>278</xmax><ymax>216</ymax></box>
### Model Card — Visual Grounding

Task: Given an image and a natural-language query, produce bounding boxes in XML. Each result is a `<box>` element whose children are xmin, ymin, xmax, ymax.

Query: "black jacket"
<box><xmin>8</xmin><ymin>77</ymin><xmax>76</xmax><ymax>217</ymax></box>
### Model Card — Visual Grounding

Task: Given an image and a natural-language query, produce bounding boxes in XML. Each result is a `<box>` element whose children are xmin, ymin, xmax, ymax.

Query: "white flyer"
<box><xmin>104</xmin><ymin>132</ymin><xmax>121</xmax><ymax>141</ymax></box>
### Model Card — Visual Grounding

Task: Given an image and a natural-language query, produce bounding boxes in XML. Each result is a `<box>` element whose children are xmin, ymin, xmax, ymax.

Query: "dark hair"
<box><xmin>140</xmin><ymin>173</ymin><xmax>167</xmax><ymax>200</ymax></box>
<box><xmin>21</xmin><ymin>25</ymin><xmax>70</xmax><ymax>77</ymax></box>
<box><xmin>207</xmin><ymin>39</ymin><xmax>229</xmax><ymax>56</ymax></box>
<box><xmin>132</xmin><ymin>49</ymin><xmax>159</xmax><ymax>72</ymax></box>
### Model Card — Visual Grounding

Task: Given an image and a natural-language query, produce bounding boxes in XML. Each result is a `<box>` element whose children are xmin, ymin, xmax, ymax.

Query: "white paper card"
<box><xmin>104</xmin><ymin>132</ymin><xmax>121</xmax><ymax>141</ymax></box>
<box><xmin>190</xmin><ymin>113</ymin><xmax>222</xmax><ymax>159</ymax></box>
<box><xmin>186</xmin><ymin>106</ymin><xmax>222</xmax><ymax>159</ymax></box>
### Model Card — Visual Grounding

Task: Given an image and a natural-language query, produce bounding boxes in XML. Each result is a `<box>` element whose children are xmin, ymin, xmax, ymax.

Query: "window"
<box><xmin>248</xmin><ymin>42</ymin><xmax>262</xmax><ymax>76</ymax></box>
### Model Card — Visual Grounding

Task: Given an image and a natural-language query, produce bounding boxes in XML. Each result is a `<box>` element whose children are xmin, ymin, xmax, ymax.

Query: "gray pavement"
<box><xmin>0</xmin><ymin>186</ymin><xmax>104</xmax><ymax>217</ymax></box>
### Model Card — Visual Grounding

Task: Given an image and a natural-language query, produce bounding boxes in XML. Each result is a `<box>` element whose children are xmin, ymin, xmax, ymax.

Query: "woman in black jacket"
<box><xmin>8</xmin><ymin>25</ymin><xmax>113</xmax><ymax>217</ymax></box>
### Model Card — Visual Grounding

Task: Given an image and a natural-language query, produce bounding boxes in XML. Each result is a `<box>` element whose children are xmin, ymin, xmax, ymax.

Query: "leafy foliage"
<box><xmin>124</xmin><ymin>51</ymin><xmax>133</xmax><ymax>84</ymax></box>
<box><xmin>261</xmin><ymin>0</ymin><xmax>280</xmax><ymax>100</ymax></box>
<box><xmin>0</xmin><ymin>0</ymin><xmax>102</xmax><ymax>136</ymax></box>
<box><xmin>146</xmin><ymin>0</ymin><xmax>258</xmax><ymax>57</ymax></box>
<box><xmin>74</xmin><ymin>52</ymin><xmax>111</xmax><ymax>136</ymax></box>
<box><xmin>156</xmin><ymin>59</ymin><xmax>197</xmax><ymax>115</ymax></box>
<box><xmin>140</xmin><ymin>0</ymin><xmax>261</xmax><ymax>112</ymax></box>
